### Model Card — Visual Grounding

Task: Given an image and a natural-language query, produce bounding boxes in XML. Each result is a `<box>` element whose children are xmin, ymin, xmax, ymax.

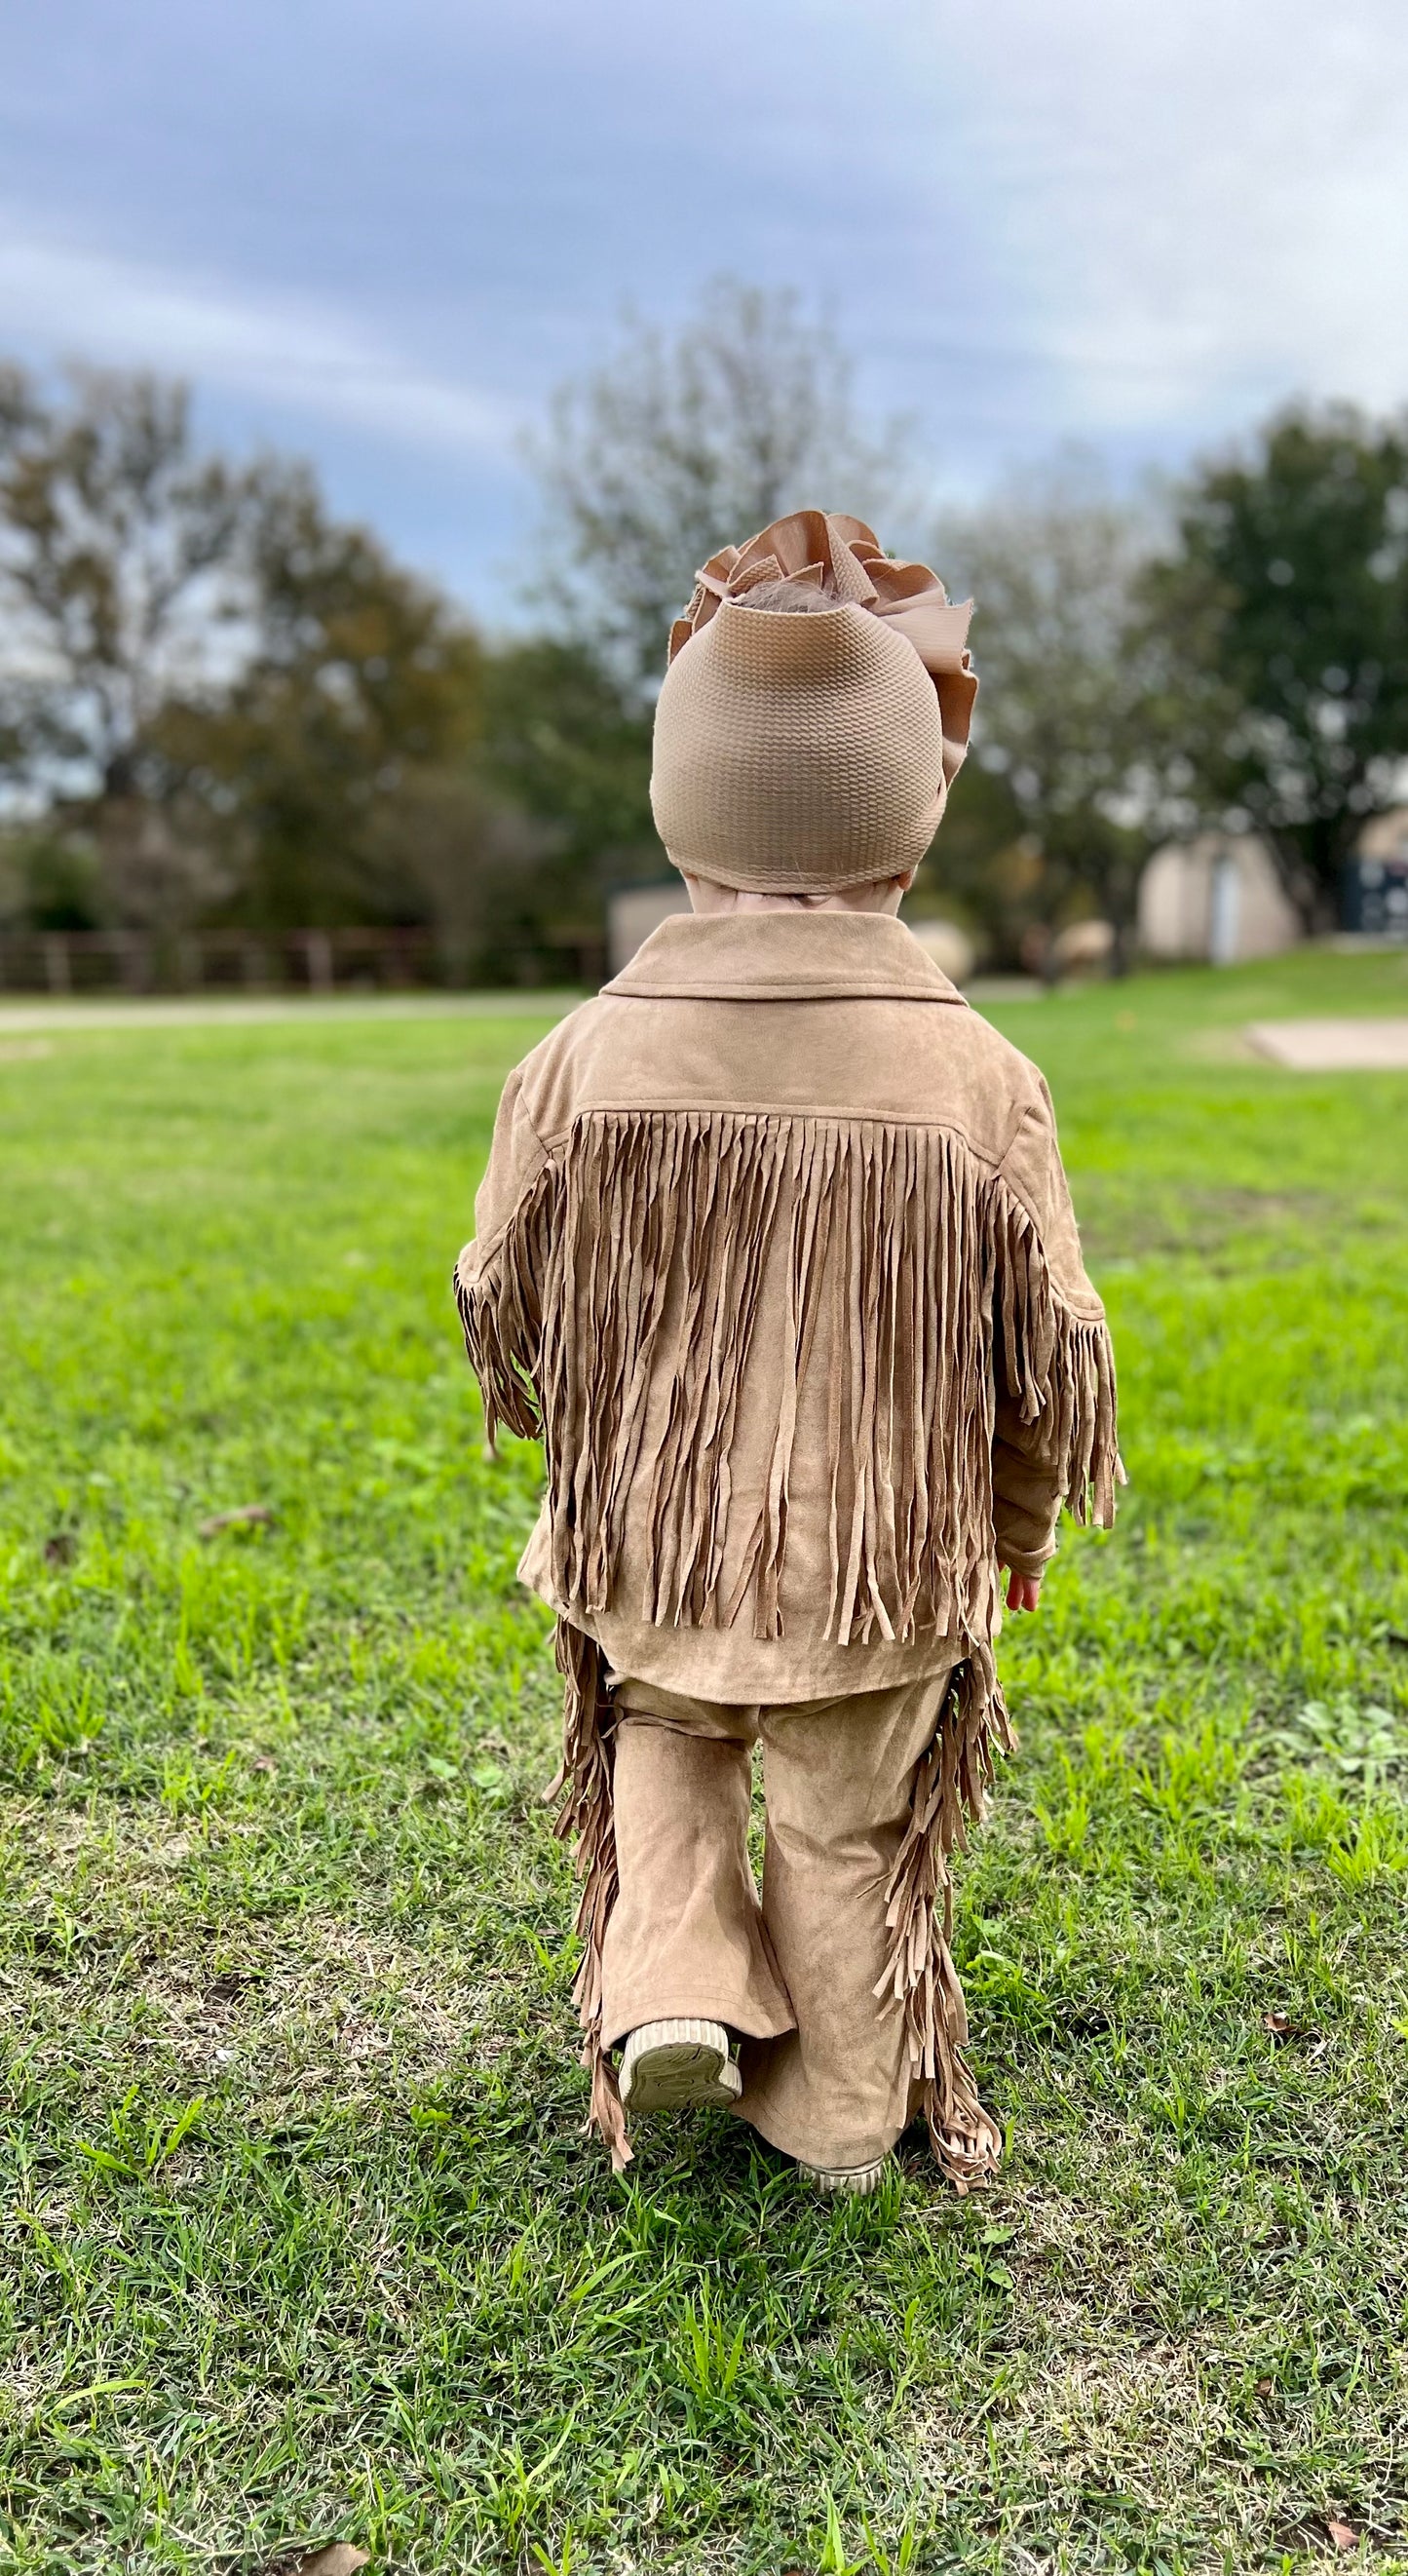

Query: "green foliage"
<box><xmin>163</xmin><ymin>465</ymin><xmax>484</xmax><ymax>931</ymax></box>
<box><xmin>1150</xmin><ymin>404</ymin><xmax>1408</xmax><ymax>926</ymax></box>
<box><xmin>476</xmin><ymin>635</ymin><xmax>661</xmax><ymax>939</ymax></box>
<box><xmin>908</xmin><ymin>760</ymin><xmax>1037</xmax><ymax>970</ymax></box>
<box><xmin>0</xmin><ymin>953</ymin><xmax>1405</xmax><ymax>2569</ymax></box>
<box><xmin>0</xmin><ymin>828</ymin><xmax>104</xmax><ymax>933</ymax></box>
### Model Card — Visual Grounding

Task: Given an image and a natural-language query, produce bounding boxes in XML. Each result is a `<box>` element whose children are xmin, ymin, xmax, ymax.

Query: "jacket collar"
<box><xmin>602</xmin><ymin>910</ymin><xmax>968</xmax><ymax>1006</ymax></box>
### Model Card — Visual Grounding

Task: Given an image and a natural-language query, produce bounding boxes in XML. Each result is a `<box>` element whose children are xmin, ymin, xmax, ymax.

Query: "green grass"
<box><xmin>1</xmin><ymin>947</ymin><xmax>1406</xmax><ymax>2576</ymax></box>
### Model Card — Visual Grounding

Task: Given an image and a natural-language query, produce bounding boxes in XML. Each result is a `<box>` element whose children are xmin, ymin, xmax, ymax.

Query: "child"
<box><xmin>457</xmin><ymin>510</ymin><xmax>1119</xmax><ymax>2194</ymax></box>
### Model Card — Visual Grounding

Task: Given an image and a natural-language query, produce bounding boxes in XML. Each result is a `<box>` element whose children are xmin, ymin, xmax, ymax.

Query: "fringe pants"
<box><xmin>555</xmin><ymin>1625</ymin><xmax>1008</xmax><ymax>2187</ymax></box>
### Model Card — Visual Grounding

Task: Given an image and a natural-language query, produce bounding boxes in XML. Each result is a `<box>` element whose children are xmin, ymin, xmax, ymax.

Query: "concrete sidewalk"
<box><xmin>0</xmin><ymin>991</ymin><xmax>581</xmax><ymax>1034</ymax></box>
<box><xmin>1246</xmin><ymin>1018</ymin><xmax>1408</xmax><ymax>1069</ymax></box>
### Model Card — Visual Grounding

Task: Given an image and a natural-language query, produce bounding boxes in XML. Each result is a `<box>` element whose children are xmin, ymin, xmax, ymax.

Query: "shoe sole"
<box><xmin>619</xmin><ymin>2019</ymin><xmax>742</xmax><ymax>2114</ymax></box>
<box><xmin>798</xmin><ymin>2157</ymin><xmax>890</xmax><ymax>2196</ymax></box>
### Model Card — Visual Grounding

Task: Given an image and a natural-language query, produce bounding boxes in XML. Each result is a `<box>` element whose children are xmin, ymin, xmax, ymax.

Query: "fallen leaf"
<box><xmin>250</xmin><ymin>1753</ymin><xmax>279</xmax><ymax>1774</ymax></box>
<box><xmin>1327</xmin><ymin>2519</ymin><xmax>1358</xmax><ymax>2552</ymax></box>
<box><xmin>293</xmin><ymin>2547</ymin><xmax>369</xmax><ymax>2576</ymax></box>
<box><xmin>198</xmin><ymin>1504</ymin><xmax>276</xmax><ymax>1539</ymax></box>
<box><xmin>43</xmin><ymin>1530</ymin><xmax>77</xmax><ymax>1565</ymax></box>
<box><xmin>1262</xmin><ymin>2011</ymin><xmax>1318</xmax><ymax>2043</ymax></box>
<box><xmin>1256</xmin><ymin>2376</ymin><xmax>1273</xmax><ymax>2395</ymax></box>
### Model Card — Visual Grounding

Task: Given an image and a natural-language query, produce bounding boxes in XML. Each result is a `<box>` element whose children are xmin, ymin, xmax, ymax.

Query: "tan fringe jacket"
<box><xmin>457</xmin><ymin>911</ymin><xmax>1119</xmax><ymax>1703</ymax></box>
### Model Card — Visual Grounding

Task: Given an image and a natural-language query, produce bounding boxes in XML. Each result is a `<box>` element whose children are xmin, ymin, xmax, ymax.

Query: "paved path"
<box><xmin>1247</xmin><ymin>1018</ymin><xmax>1408</xmax><ymax>1069</ymax></box>
<box><xmin>0</xmin><ymin>992</ymin><xmax>580</xmax><ymax>1034</ymax></box>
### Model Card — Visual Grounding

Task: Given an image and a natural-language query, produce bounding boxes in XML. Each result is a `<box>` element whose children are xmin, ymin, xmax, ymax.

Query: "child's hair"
<box><xmin>733</xmin><ymin>576</ymin><xmax>840</xmax><ymax>614</ymax></box>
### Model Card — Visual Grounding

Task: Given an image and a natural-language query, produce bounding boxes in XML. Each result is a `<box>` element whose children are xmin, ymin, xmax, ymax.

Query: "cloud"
<box><xmin>0</xmin><ymin>225</ymin><xmax>519</xmax><ymax>458</ymax></box>
<box><xmin>1</xmin><ymin>0</ymin><xmax>1405</xmax><ymax>610</ymax></box>
<box><xmin>932</xmin><ymin>0</ymin><xmax>1408</xmax><ymax>436</ymax></box>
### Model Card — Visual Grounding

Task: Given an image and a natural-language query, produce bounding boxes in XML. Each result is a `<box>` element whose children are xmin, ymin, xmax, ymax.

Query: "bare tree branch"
<box><xmin>526</xmin><ymin>277</ymin><xmax>920</xmax><ymax>688</ymax></box>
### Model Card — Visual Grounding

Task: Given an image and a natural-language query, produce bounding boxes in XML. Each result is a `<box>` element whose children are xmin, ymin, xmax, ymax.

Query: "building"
<box><xmin>606</xmin><ymin>878</ymin><xmax>692</xmax><ymax>978</ymax></box>
<box><xmin>1344</xmin><ymin>810</ymin><xmax>1408</xmax><ymax>940</ymax></box>
<box><xmin>1138</xmin><ymin>832</ymin><xmax>1301</xmax><ymax>965</ymax></box>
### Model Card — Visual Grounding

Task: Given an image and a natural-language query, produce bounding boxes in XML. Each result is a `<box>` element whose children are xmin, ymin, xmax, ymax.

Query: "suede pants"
<box><xmin>597</xmin><ymin>1664</ymin><xmax>960</xmax><ymax>2172</ymax></box>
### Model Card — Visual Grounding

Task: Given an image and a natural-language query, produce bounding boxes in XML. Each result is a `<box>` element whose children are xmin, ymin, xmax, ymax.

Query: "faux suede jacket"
<box><xmin>457</xmin><ymin>910</ymin><xmax>1119</xmax><ymax>1703</ymax></box>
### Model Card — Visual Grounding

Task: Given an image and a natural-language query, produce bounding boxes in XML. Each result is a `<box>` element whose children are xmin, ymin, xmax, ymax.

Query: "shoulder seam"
<box><xmin>530</xmin><ymin>1100</ymin><xmax>1008</xmax><ymax>1168</ymax></box>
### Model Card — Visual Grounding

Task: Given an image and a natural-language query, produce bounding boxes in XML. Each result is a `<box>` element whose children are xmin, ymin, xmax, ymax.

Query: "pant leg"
<box><xmin>736</xmin><ymin>1668</ymin><xmax>956</xmax><ymax>2170</ymax></box>
<box><xmin>598</xmin><ymin>1680</ymin><xmax>796</xmax><ymax>2052</ymax></box>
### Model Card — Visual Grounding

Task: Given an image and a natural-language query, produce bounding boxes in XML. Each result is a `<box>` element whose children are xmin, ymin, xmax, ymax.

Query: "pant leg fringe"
<box><xmin>919</xmin><ymin>2063</ymin><xmax>1005</xmax><ymax>2195</ymax></box>
<box><xmin>551</xmin><ymin>1618</ymin><xmax>633</xmax><ymax>2172</ymax></box>
<box><xmin>874</xmin><ymin>1642</ymin><xmax>1012</xmax><ymax>2192</ymax></box>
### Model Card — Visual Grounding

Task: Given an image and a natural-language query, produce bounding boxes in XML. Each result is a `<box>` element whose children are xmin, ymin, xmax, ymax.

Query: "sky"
<box><xmin>2</xmin><ymin>0</ymin><xmax>1407</xmax><ymax>621</ymax></box>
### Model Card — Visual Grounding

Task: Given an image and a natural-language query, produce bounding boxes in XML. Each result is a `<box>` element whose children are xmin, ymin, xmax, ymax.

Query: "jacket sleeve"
<box><xmin>989</xmin><ymin>1079</ymin><xmax>1120</xmax><ymax>1577</ymax></box>
<box><xmin>453</xmin><ymin>1066</ymin><xmax>557</xmax><ymax>1443</ymax></box>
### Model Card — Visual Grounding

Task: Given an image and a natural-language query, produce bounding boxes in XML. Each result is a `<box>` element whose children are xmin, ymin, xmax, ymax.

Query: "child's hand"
<box><xmin>1004</xmin><ymin>1568</ymin><xmax>1044</xmax><ymax>1614</ymax></box>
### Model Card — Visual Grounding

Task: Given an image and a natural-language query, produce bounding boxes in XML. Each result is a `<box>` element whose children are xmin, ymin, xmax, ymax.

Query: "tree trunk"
<box><xmin>1088</xmin><ymin>853</ymin><xmax>1141</xmax><ymax>978</ymax></box>
<box><xmin>1266</xmin><ymin>807</ymin><xmax>1370</xmax><ymax>937</ymax></box>
<box><xmin>1263</xmin><ymin>830</ymin><xmax>1330</xmax><ymax>936</ymax></box>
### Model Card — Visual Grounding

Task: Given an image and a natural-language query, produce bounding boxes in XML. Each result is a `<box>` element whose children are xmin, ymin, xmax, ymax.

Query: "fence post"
<box><xmin>43</xmin><ymin>935</ymin><xmax>71</xmax><ymax>993</ymax></box>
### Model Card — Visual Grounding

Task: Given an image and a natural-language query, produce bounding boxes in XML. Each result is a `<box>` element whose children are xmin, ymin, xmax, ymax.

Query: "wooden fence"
<box><xmin>0</xmin><ymin>925</ymin><xmax>606</xmax><ymax>994</ymax></box>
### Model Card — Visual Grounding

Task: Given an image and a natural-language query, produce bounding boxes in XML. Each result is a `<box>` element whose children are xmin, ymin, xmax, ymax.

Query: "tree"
<box><xmin>360</xmin><ymin>768</ymin><xmax>555</xmax><ymax>982</ymax></box>
<box><xmin>908</xmin><ymin>759</ymin><xmax>1044</xmax><ymax>972</ymax></box>
<box><xmin>0</xmin><ymin>363</ymin><xmax>497</xmax><ymax>942</ymax></box>
<box><xmin>153</xmin><ymin>463</ymin><xmax>483</xmax><ymax>929</ymax></box>
<box><xmin>529</xmin><ymin>277</ymin><xmax>917</xmax><ymax>686</ymax></box>
<box><xmin>0</xmin><ymin>365</ymin><xmax>269</xmax><ymax>933</ymax></box>
<box><xmin>1146</xmin><ymin>405</ymin><xmax>1408</xmax><ymax>930</ymax></box>
<box><xmin>0</xmin><ymin>364</ymin><xmax>256</xmax><ymax>809</ymax></box>
<box><xmin>478</xmin><ymin>635</ymin><xmax>658</xmax><ymax>913</ymax></box>
<box><xmin>938</xmin><ymin>460</ymin><xmax>1176</xmax><ymax>969</ymax></box>
<box><xmin>0</xmin><ymin>825</ymin><xmax>103</xmax><ymax>932</ymax></box>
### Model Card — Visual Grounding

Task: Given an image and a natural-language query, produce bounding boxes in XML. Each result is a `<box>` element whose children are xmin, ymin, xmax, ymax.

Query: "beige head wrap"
<box><xmin>650</xmin><ymin>510</ymin><xmax>976</xmax><ymax>893</ymax></box>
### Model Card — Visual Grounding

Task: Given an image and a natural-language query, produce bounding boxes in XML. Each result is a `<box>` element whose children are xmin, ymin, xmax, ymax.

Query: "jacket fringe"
<box><xmin>454</xmin><ymin>1157</ymin><xmax>558</xmax><ymax>1447</ymax></box>
<box><xmin>873</xmin><ymin>1642</ymin><xmax>1012</xmax><ymax>2190</ymax></box>
<box><xmin>456</xmin><ymin>1109</ymin><xmax>1120</xmax><ymax>1643</ymax></box>
<box><xmin>547</xmin><ymin>1618</ymin><xmax>631</xmax><ymax>2172</ymax></box>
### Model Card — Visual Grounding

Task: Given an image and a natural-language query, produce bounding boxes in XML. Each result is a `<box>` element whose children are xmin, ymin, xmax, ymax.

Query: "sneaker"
<box><xmin>797</xmin><ymin>2155</ymin><xmax>891</xmax><ymax>2196</ymax></box>
<box><xmin>618</xmin><ymin>2018</ymin><xmax>742</xmax><ymax>2113</ymax></box>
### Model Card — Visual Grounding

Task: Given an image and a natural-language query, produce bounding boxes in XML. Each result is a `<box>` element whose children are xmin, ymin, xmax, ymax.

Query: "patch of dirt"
<box><xmin>1082</xmin><ymin>1186</ymin><xmax>1334</xmax><ymax>1265</ymax></box>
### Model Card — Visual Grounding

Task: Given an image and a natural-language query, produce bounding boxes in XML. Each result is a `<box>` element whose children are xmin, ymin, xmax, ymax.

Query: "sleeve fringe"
<box><xmin>991</xmin><ymin>1180</ymin><xmax>1124</xmax><ymax>1530</ymax></box>
<box><xmin>453</xmin><ymin>1158</ymin><xmax>564</xmax><ymax>1449</ymax></box>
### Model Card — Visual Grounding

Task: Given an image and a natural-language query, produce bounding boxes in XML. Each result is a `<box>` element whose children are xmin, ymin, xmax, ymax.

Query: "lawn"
<box><xmin>1</xmin><ymin>948</ymin><xmax>1406</xmax><ymax>2576</ymax></box>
